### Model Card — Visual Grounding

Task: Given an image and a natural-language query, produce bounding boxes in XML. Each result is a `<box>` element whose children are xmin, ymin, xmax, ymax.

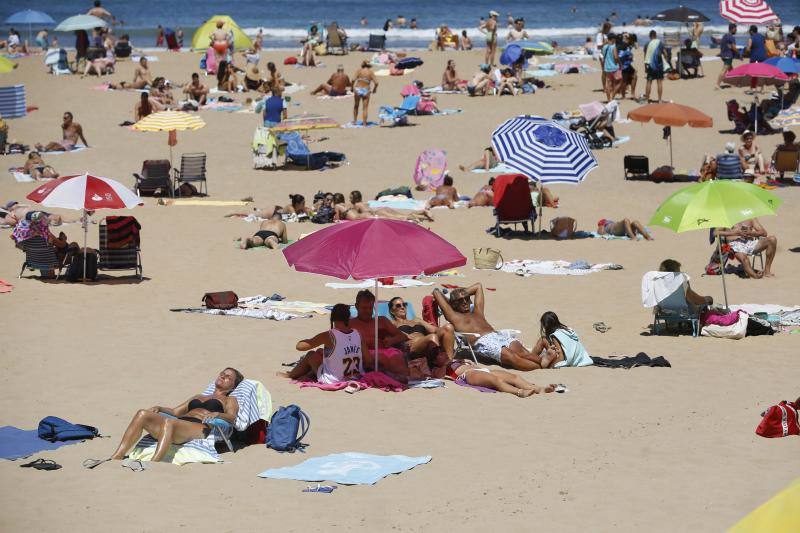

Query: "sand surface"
<box><xmin>0</xmin><ymin>48</ymin><xmax>798</xmax><ymax>532</ymax></box>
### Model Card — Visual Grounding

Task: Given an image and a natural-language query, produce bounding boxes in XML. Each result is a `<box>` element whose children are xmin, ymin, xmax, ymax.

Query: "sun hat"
<box><xmin>489</xmin><ymin>10</ymin><xmax>499</xmax><ymax>17</ymax></box>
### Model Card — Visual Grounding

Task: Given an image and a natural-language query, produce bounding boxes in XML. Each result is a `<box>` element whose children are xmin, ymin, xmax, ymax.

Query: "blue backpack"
<box><xmin>38</xmin><ymin>416</ymin><xmax>100</xmax><ymax>442</ymax></box>
<box><xmin>267</xmin><ymin>405</ymin><xmax>309</xmax><ymax>452</ymax></box>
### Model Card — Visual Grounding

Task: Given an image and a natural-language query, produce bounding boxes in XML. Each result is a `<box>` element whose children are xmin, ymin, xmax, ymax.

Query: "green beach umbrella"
<box><xmin>649</xmin><ymin>180</ymin><xmax>782</xmax><ymax>307</ymax></box>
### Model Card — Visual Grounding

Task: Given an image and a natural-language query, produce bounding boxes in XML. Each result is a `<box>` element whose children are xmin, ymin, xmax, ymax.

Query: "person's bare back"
<box><xmin>330</xmin><ymin>72</ymin><xmax>350</xmax><ymax>93</ymax></box>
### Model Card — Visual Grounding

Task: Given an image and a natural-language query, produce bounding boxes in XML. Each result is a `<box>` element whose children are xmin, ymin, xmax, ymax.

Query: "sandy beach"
<box><xmin>0</xmin><ymin>44</ymin><xmax>798</xmax><ymax>533</ymax></box>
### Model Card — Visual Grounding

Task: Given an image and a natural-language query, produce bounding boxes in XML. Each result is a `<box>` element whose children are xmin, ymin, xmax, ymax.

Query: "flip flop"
<box><xmin>555</xmin><ymin>384</ymin><xmax>569</xmax><ymax>394</ymax></box>
<box><xmin>20</xmin><ymin>458</ymin><xmax>61</xmax><ymax>471</ymax></box>
<box><xmin>121</xmin><ymin>459</ymin><xmax>148</xmax><ymax>472</ymax></box>
<box><xmin>82</xmin><ymin>458</ymin><xmax>110</xmax><ymax>469</ymax></box>
<box><xmin>344</xmin><ymin>382</ymin><xmax>364</xmax><ymax>394</ymax></box>
<box><xmin>303</xmin><ymin>484</ymin><xmax>337</xmax><ymax>493</ymax></box>
<box><xmin>593</xmin><ymin>322</ymin><xmax>611</xmax><ymax>333</ymax></box>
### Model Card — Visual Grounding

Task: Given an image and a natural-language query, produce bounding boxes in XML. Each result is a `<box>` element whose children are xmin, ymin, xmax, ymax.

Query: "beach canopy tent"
<box><xmin>653</xmin><ymin>5</ymin><xmax>710</xmax><ymax>22</ymax></box>
<box><xmin>54</xmin><ymin>14</ymin><xmax>107</xmax><ymax>32</ymax></box>
<box><xmin>719</xmin><ymin>0</ymin><xmax>779</xmax><ymax>24</ymax></box>
<box><xmin>191</xmin><ymin>16</ymin><xmax>252</xmax><ymax>51</ymax></box>
<box><xmin>0</xmin><ymin>84</ymin><xmax>26</xmax><ymax>118</ymax></box>
<box><xmin>4</xmin><ymin>10</ymin><xmax>55</xmax><ymax>45</ymax></box>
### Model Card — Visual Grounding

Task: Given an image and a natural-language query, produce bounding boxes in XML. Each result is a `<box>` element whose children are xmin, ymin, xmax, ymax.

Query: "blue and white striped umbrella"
<box><xmin>491</xmin><ymin>115</ymin><xmax>598</xmax><ymax>184</ymax></box>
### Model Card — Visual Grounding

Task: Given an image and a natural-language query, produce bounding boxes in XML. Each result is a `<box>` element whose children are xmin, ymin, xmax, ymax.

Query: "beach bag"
<box><xmin>267</xmin><ymin>405</ymin><xmax>309</xmax><ymax>452</ymax></box>
<box><xmin>65</xmin><ymin>251</ymin><xmax>98</xmax><ymax>282</ymax></box>
<box><xmin>473</xmin><ymin>248</ymin><xmax>503</xmax><ymax>269</ymax></box>
<box><xmin>756</xmin><ymin>401</ymin><xmax>799</xmax><ymax>438</ymax></box>
<box><xmin>283</xmin><ymin>56</ymin><xmax>298</xmax><ymax>65</ymax></box>
<box><xmin>550</xmin><ymin>217</ymin><xmax>577</xmax><ymax>240</ymax></box>
<box><xmin>236</xmin><ymin>419</ymin><xmax>267</xmax><ymax>445</ymax></box>
<box><xmin>38</xmin><ymin>416</ymin><xmax>100</xmax><ymax>442</ymax></box>
<box><xmin>408</xmin><ymin>357</ymin><xmax>433</xmax><ymax>380</ymax></box>
<box><xmin>203</xmin><ymin>291</ymin><xmax>239</xmax><ymax>310</ymax></box>
<box><xmin>375</xmin><ymin>186</ymin><xmax>412</xmax><ymax>200</ymax></box>
<box><xmin>311</xmin><ymin>205</ymin><xmax>335</xmax><ymax>224</ymax></box>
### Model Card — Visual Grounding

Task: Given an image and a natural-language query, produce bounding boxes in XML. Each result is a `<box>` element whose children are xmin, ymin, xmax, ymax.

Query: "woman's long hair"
<box><xmin>140</xmin><ymin>92</ymin><xmax>152</xmax><ymax>118</ymax></box>
<box><xmin>540</xmin><ymin>311</ymin><xmax>568</xmax><ymax>339</ymax></box>
<box><xmin>388</xmin><ymin>297</ymin><xmax>403</xmax><ymax>319</ymax></box>
<box><xmin>217</xmin><ymin>60</ymin><xmax>229</xmax><ymax>84</ymax></box>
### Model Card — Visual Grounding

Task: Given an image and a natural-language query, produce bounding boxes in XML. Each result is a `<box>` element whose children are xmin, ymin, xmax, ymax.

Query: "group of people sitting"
<box><xmin>701</xmin><ymin>130</ymin><xmax>800</xmax><ymax>182</ymax></box>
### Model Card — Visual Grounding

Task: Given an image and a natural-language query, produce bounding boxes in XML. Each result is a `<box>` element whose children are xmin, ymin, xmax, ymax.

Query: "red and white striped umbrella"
<box><xmin>719</xmin><ymin>0</ymin><xmax>779</xmax><ymax>24</ymax></box>
<box><xmin>26</xmin><ymin>173</ymin><xmax>142</xmax><ymax>210</ymax></box>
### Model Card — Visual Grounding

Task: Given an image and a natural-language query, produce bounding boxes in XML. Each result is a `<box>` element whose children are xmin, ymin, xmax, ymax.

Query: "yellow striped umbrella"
<box><xmin>0</xmin><ymin>56</ymin><xmax>17</xmax><ymax>73</ymax></box>
<box><xmin>133</xmin><ymin>111</ymin><xmax>206</xmax><ymax>167</ymax></box>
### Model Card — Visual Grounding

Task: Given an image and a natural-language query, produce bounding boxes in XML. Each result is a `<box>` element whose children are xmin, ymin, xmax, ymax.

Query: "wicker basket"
<box><xmin>473</xmin><ymin>248</ymin><xmax>503</xmax><ymax>270</ymax></box>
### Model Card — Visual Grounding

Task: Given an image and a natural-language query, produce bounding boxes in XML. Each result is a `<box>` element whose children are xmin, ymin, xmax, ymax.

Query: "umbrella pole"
<box><xmin>669</xmin><ymin>134</ymin><xmax>674</xmax><ymax>169</ymax></box>
<box><xmin>717</xmin><ymin>235</ymin><xmax>729</xmax><ymax>309</ymax></box>
<box><xmin>82</xmin><ymin>208</ymin><xmax>88</xmax><ymax>282</ymax></box>
<box><xmin>537</xmin><ymin>182</ymin><xmax>543</xmax><ymax>236</ymax></box>
<box><xmin>374</xmin><ymin>279</ymin><xmax>379</xmax><ymax>373</ymax></box>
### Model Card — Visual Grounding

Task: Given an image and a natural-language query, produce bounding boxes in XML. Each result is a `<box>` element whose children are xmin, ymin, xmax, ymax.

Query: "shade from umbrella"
<box><xmin>271</xmin><ymin>115</ymin><xmax>340</xmax><ymax>132</ymax></box>
<box><xmin>649</xmin><ymin>180</ymin><xmax>781</xmax><ymax>307</ymax></box>
<box><xmin>719</xmin><ymin>0</ymin><xmax>779</xmax><ymax>24</ymax></box>
<box><xmin>491</xmin><ymin>115</ymin><xmax>597</xmax><ymax>185</ymax></box>
<box><xmin>763</xmin><ymin>57</ymin><xmax>800</xmax><ymax>75</ymax></box>
<box><xmin>191</xmin><ymin>15</ymin><xmax>252</xmax><ymax>51</ymax></box>
<box><xmin>768</xmin><ymin>106</ymin><xmax>800</xmax><ymax>129</ymax></box>
<box><xmin>628</xmin><ymin>103</ymin><xmax>713</xmax><ymax>167</ymax></box>
<box><xmin>54</xmin><ymin>14</ymin><xmax>108</xmax><ymax>32</ymax></box>
<box><xmin>724</xmin><ymin>62</ymin><xmax>789</xmax><ymax>88</ymax></box>
<box><xmin>654</xmin><ymin>5</ymin><xmax>710</xmax><ymax>22</ymax></box>
<box><xmin>132</xmin><ymin>110</ymin><xmax>206</xmax><ymax>132</ymax></box>
<box><xmin>283</xmin><ymin>219</ymin><xmax>466</xmax><ymax>370</ymax></box>
<box><xmin>5</xmin><ymin>9</ymin><xmax>55</xmax><ymax>25</ymax></box>
<box><xmin>0</xmin><ymin>56</ymin><xmax>16</xmax><ymax>73</ymax></box>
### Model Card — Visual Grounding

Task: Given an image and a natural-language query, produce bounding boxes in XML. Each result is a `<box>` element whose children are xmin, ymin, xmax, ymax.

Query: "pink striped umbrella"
<box><xmin>27</xmin><ymin>173</ymin><xmax>142</xmax><ymax>279</ymax></box>
<box><xmin>283</xmin><ymin>219</ymin><xmax>466</xmax><ymax>369</ymax></box>
<box><xmin>719</xmin><ymin>0</ymin><xmax>778</xmax><ymax>24</ymax></box>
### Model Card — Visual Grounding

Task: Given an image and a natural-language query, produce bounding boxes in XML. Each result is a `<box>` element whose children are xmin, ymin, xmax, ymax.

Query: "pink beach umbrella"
<box><xmin>724</xmin><ymin>63</ymin><xmax>788</xmax><ymax>134</ymax></box>
<box><xmin>26</xmin><ymin>173</ymin><xmax>143</xmax><ymax>280</ymax></box>
<box><xmin>719</xmin><ymin>0</ymin><xmax>778</xmax><ymax>25</ymax></box>
<box><xmin>283</xmin><ymin>219</ymin><xmax>466</xmax><ymax>369</ymax></box>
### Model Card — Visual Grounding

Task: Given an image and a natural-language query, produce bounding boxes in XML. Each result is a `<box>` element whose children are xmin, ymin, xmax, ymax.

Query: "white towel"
<box><xmin>501</xmin><ymin>259</ymin><xmax>617</xmax><ymax>277</ymax></box>
<box><xmin>641</xmin><ymin>271</ymin><xmax>688</xmax><ymax>308</ymax></box>
<box><xmin>202</xmin><ymin>379</ymin><xmax>272</xmax><ymax>431</ymax></box>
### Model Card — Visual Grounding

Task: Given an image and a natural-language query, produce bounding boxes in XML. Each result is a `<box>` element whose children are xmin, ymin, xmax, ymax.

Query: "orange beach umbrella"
<box><xmin>628</xmin><ymin>103</ymin><xmax>712</xmax><ymax>167</ymax></box>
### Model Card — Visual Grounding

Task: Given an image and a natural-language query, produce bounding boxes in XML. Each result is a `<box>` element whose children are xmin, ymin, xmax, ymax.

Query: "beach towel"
<box><xmin>0</xmin><ymin>426</ymin><xmax>79</xmax><ymax>460</ymax></box>
<box><xmin>238</xmin><ymin>296</ymin><xmax>331</xmax><ymax>315</ymax></box>
<box><xmin>317</xmin><ymin>92</ymin><xmax>352</xmax><ymax>100</ymax></box>
<box><xmin>258</xmin><ymin>452</ymin><xmax>431</xmax><ymax>485</ymax></box>
<box><xmin>471</xmin><ymin>162</ymin><xmax>516</xmax><ymax>174</ymax></box>
<box><xmin>0</xmin><ymin>280</ymin><xmax>12</xmax><ymax>293</ymax></box>
<box><xmin>501</xmin><ymin>259</ymin><xmax>621</xmax><ymax>277</ymax></box>
<box><xmin>591</xmin><ymin>231</ymin><xmax>647</xmax><ymax>241</ymax></box>
<box><xmin>105</xmin><ymin>216</ymin><xmax>140</xmax><ymax>249</ymax></box>
<box><xmin>325</xmin><ymin>278</ymin><xmax>433</xmax><ymax>290</ymax></box>
<box><xmin>367</xmin><ymin>198</ymin><xmax>426</xmax><ymax>211</ymax></box>
<box><xmin>9</xmin><ymin>168</ymin><xmax>34</xmax><ymax>182</ymax></box>
<box><xmin>172</xmin><ymin>307</ymin><xmax>312</xmax><ymax>320</ymax></box>
<box><xmin>201</xmin><ymin>101</ymin><xmax>243</xmax><ymax>112</ymax></box>
<box><xmin>297</xmin><ymin>372</ymin><xmax>407</xmax><ymax>392</ymax></box>
<box><xmin>423</xmin><ymin>86</ymin><xmax>463</xmax><ymax>94</ymax></box>
<box><xmin>160</xmin><ymin>199</ymin><xmax>251</xmax><ymax>206</ymax></box>
<box><xmin>342</xmin><ymin>121</ymin><xmax>377</xmax><ymax>128</ymax></box>
<box><xmin>0</xmin><ymin>85</ymin><xmax>26</xmax><ymax>118</ymax></box>
<box><xmin>641</xmin><ymin>271</ymin><xmax>689</xmax><ymax>308</ymax></box>
<box><xmin>591</xmin><ymin>353</ymin><xmax>671</xmax><ymax>368</ymax></box>
<box><xmin>432</xmin><ymin>109</ymin><xmax>462</xmax><ymax>116</ymax></box>
<box><xmin>408</xmin><ymin>379</ymin><xmax>445</xmax><ymax>389</ymax></box>
<box><xmin>454</xmin><ymin>377</ymin><xmax>497</xmax><ymax>393</ymax></box>
<box><xmin>413</xmin><ymin>149</ymin><xmax>447</xmax><ymax>190</ymax></box>
<box><xmin>551</xmin><ymin>328</ymin><xmax>594</xmax><ymax>368</ymax></box>
<box><xmin>38</xmin><ymin>145</ymin><xmax>88</xmax><ymax>155</ymax></box>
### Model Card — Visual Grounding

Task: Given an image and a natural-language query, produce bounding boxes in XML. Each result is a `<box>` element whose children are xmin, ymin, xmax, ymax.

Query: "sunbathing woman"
<box><xmin>239</xmin><ymin>212</ymin><xmax>287</xmax><ymax>249</ymax></box>
<box><xmin>280</xmin><ymin>304</ymin><xmax>368</xmax><ymax>383</ymax></box>
<box><xmin>468</xmin><ymin>178</ymin><xmax>495</xmax><ymax>208</ymax></box>
<box><xmin>86</xmin><ymin>368</ymin><xmax>243</xmax><ymax>466</ymax></box>
<box><xmin>352</xmin><ymin>61</ymin><xmax>378</xmax><ymax>124</ymax></box>
<box><xmin>22</xmin><ymin>152</ymin><xmax>58</xmax><ymax>180</ymax></box>
<box><xmin>446</xmin><ymin>359</ymin><xmax>557</xmax><ymax>397</ymax></box>
<box><xmin>343</xmin><ymin>191</ymin><xmax>433</xmax><ymax>222</ymax></box>
<box><xmin>532</xmin><ymin>312</ymin><xmax>593</xmax><ymax>369</ymax></box>
<box><xmin>597</xmin><ymin>217</ymin><xmax>653</xmax><ymax>240</ymax></box>
<box><xmin>217</xmin><ymin>60</ymin><xmax>239</xmax><ymax>92</ymax></box>
<box><xmin>284</xmin><ymin>194</ymin><xmax>310</xmax><ymax>219</ymax></box>
<box><xmin>388</xmin><ymin>296</ymin><xmax>455</xmax><ymax>359</ymax></box>
<box><xmin>459</xmin><ymin>147</ymin><xmax>500</xmax><ymax>172</ymax></box>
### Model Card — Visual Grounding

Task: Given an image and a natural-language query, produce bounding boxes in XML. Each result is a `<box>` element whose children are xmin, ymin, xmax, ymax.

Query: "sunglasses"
<box><xmin>392</xmin><ymin>302</ymin><xmax>407</xmax><ymax>309</ymax></box>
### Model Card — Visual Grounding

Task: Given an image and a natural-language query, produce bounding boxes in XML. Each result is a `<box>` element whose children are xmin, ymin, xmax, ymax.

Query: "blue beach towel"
<box><xmin>0</xmin><ymin>426</ymin><xmax>79</xmax><ymax>460</ymax></box>
<box><xmin>258</xmin><ymin>452</ymin><xmax>431</xmax><ymax>485</ymax></box>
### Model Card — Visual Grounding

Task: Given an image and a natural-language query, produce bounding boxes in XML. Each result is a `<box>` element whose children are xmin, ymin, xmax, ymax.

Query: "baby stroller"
<box><xmin>571</xmin><ymin>101</ymin><xmax>616</xmax><ymax>149</ymax></box>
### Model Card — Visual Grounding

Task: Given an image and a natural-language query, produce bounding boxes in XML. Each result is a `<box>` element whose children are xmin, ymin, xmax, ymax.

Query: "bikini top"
<box><xmin>188</xmin><ymin>397</ymin><xmax>224</xmax><ymax>413</ymax></box>
<box><xmin>399</xmin><ymin>324</ymin><xmax>428</xmax><ymax>336</ymax></box>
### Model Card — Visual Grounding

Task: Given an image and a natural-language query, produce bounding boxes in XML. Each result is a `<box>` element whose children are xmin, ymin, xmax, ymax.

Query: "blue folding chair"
<box><xmin>653</xmin><ymin>286</ymin><xmax>700</xmax><ymax>337</ymax></box>
<box><xmin>378</xmin><ymin>95</ymin><xmax>420</xmax><ymax>126</ymax></box>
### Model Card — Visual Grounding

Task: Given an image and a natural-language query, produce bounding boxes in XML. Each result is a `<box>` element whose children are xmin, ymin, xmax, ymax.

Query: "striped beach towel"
<box><xmin>0</xmin><ymin>85</ymin><xmax>26</xmax><ymax>119</ymax></box>
<box><xmin>128</xmin><ymin>379</ymin><xmax>271</xmax><ymax>465</ymax></box>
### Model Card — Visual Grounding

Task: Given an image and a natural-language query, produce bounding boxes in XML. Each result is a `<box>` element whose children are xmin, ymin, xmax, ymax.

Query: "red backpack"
<box><xmin>756</xmin><ymin>400</ymin><xmax>799</xmax><ymax>438</ymax></box>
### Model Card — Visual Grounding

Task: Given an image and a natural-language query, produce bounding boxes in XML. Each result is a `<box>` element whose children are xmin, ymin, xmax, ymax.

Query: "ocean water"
<box><xmin>2</xmin><ymin>0</ymin><xmax>799</xmax><ymax>49</ymax></box>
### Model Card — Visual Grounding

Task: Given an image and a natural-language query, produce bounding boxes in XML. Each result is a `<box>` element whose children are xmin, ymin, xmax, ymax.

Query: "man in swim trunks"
<box><xmin>427</xmin><ymin>174</ymin><xmax>459</xmax><ymax>208</ymax></box>
<box><xmin>36</xmin><ymin>112</ymin><xmax>89</xmax><ymax>152</ymax></box>
<box><xmin>350</xmin><ymin>290</ymin><xmax>410</xmax><ymax>376</ymax></box>
<box><xmin>466</xmin><ymin>65</ymin><xmax>491</xmax><ymax>96</ymax></box>
<box><xmin>108</xmin><ymin>57</ymin><xmax>152</xmax><ymax>90</ymax></box>
<box><xmin>310</xmin><ymin>65</ymin><xmax>351</xmax><ymax>96</ymax></box>
<box><xmin>433</xmin><ymin>283</ymin><xmax>545</xmax><ymax>371</ymax></box>
<box><xmin>183</xmin><ymin>72</ymin><xmax>208</xmax><ymax>105</ymax></box>
<box><xmin>715</xmin><ymin>218</ymin><xmax>777</xmax><ymax>278</ymax></box>
<box><xmin>239</xmin><ymin>212</ymin><xmax>287</xmax><ymax>249</ymax></box>
<box><xmin>87</xmin><ymin>1</ymin><xmax>116</xmax><ymax>25</ymax></box>
<box><xmin>480</xmin><ymin>11</ymin><xmax>499</xmax><ymax>66</ymax></box>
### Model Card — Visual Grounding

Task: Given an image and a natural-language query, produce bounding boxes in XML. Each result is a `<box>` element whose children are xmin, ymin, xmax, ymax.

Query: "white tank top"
<box><xmin>317</xmin><ymin>328</ymin><xmax>364</xmax><ymax>384</ymax></box>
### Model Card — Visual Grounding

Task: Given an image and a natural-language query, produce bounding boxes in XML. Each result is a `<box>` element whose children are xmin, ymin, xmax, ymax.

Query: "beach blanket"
<box><xmin>325</xmin><ymin>278</ymin><xmax>433</xmax><ymax>290</ymax></box>
<box><xmin>367</xmin><ymin>198</ymin><xmax>426</xmax><ymax>211</ymax></box>
<box><xmin>172</xmin><ymin>307</ymin><xmax>312</xmax><ymax>320</ymax></box>
<box><xmin>591</xmin><ymin>231</ymin><xmax>647</xmax><ymax>241</ymax></box>
<box><xmin>297</xmin><ymin>372</ymin><xmax>407</xmax><ymax>392</ymax></box>
<box><xmin>375</xmin><ymin>68</ymin><xmax>414</xmax><ymax>77</ymax></box>
<box><xmin>238</xmin><ymin>296</ymin><xmax>331</xmax><ymax>315</ymax></box>
<box><xmin>612</xmin><ymin>135</ymin><xmax>631</xmax><ymax>146</ymax></box>
<box><xmin>92</xmin><ymin>83</ymin><xmax>149</xmax><ymax>93</ymax></box>
<box><xmin>258</xmin><ymin>452</ymin><xmax>432</xmax><ymax>485</ymax></box>
<box><xmin>500</xmin><ymin>259</ymin><xmax>622</xmax><ymax>277</ymax></box>
<box><xmin>431</xmin><ymin>109</ymin><xmax>462</xmax><ymax>116</ymax></box>
<box><xmin>39</xmin><ymin>145</ymin><xmax>88</xmax><ymax>155</ymax></box>
<box><xmin>422</xmin><ymin>86</ymin><xmax>463</xmax><ymax>94</ymax></box>
<box><xmin>9</xmin><ymin>168</ymin><xmax>34</xmax><ymax>182</ymax></box>
<box><xmin>591</xmin><ymin>353</ymin><xmax>671</xmax><ymax>368</ymax></box>
<box><xmin>408</xmin><ymin>379</ymin><xmax>445</xmax><ymax>389</ymax></box>
<box><xmin>454</xmin><ymin>377</ymin><xmax>497</xmax><ymax>393</ymax></box>
<box><xmin>201</xmin><ymin>101</ymin><xmax>243</xmax><ymax>112</ymax></box>
<box><xmin>0</xmin><ymin>280</ymin><xmax>12</xmax><ymax>293</ymax></box>
<box><xmin>730</xmin><ymin>304</ymin><xmax>800</xmax><ymax>328</ymax></box>
<box><xmin>0</xmin><ymin>426</ymin><xmax>80</xmax><ymax>460</ymax></box>
<box><xmin>282</xmin><ymin>84</ymin><xmax>306</xmax><ymax>95</ymax></box>
<box><xmin>161</xmin><ymin>199</ymin><xmax>251</xmax><ymax>206</ymax></box>
<box><xmin>471</xmin><ymin>162</ymin><xmax>517</xmax><ymax>174</ymax></box>
<box><xmin>342</xmin><ymin>121</ymin><xmax>377</xmax><ymax>128</ymax></box>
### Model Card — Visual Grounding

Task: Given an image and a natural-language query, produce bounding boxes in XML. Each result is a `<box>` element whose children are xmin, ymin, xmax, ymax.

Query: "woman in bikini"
<box><xmin>86</xmin><ymin>368</ymin><xmax>243</xmax><ymax>466</ymax></box>
<box><xmin>348</xmin><ymin>190</ymin><xmax>433</xmax><ymax>222</ymax></box>
<box><xmin>738</xmin><ymin>131</ymin><xmax>765</xmax><ymax>175</ymax></box>
<box><xmin>352</xmin><ymin>61</ymin><xmax>378</xmax><ymax>125</ymax></box>
<box><xmin>597</xmin><ymin>217</ymin><xmax>653</xmax><ymax>240</ymax></box>
<box><xmin>447</xmin><ymin>359</ymin><xmax>556</xmax><ymax>397</ymax></box>
<box><xmin>387</xmin><ymin>296</ymin><xmax>455</xmax><ymax>359</ymax></box>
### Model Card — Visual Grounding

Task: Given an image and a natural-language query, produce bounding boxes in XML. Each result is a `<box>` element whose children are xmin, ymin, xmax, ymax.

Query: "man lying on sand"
<box><xmin>35</xmin><ymin>112</ymin><xmax>89</xmax><ymax>152</ymax></box>
<box><xmin>239</xmin><ymin>212</ymin><xmax>287</xmax><ymax>249</ymax></box>
<box><xmin>107</xmin><ymin>57</ymin><xmax>152</xmax><ymax>90</ymax></box>
<box><xmin>434</xmin><ymin>283</ymin><xmax>546</xmax><ymax>371</ymax></box>
<box><xmin>310</xmin><ymin>65</ymin><xmax>351</xmax><ymax>96</ymax></box>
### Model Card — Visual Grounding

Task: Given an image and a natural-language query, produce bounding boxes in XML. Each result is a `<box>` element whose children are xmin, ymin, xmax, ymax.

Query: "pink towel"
<box><xmin>701</xmin><ymin>310</ymin><xmax>740</xmax><ymax>326</ymax></box>
<box><xmin>0</xmin><ymin>279</ymin><xmax>12</xmax><ymax>293</ymax></box>
<box><xmin>296</xmin><ymin>372</ymin><xmax>406</xmax><ymax>392</ymax></box>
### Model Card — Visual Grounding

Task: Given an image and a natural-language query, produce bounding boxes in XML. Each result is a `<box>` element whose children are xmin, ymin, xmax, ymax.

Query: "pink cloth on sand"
<box><xmin>296</xmin><ymin>371</ymin><xmax>407</xmax><ymax>392</ymax></box>
<box><xmin>701</xmin><ymin>310</ymin><xmax>741</xmax><ymax>326</ymax></box>
<box><xmin>0</xmin><ymin>279</ymin><xmax>13</xmax><ymax>293</ymax></box>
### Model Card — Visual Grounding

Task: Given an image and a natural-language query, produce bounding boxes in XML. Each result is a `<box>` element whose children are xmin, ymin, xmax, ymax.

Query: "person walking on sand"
<box><xmin>352</xmin><ymin>61</ymin><xmax>378</xmax><ymax>125</ymax></box>
<box><xmin>716</xmin><ymin>24</ymin><xmax>739</xmax><ymax>90</ymax></box>
<box><xmin>480</xmin><ymin>11</ymin><xmax>499</xmax><ymax>66</ymax></box>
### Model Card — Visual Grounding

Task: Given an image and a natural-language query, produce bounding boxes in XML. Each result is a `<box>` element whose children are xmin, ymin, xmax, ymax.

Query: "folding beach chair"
<box><xmin>652</xmin><ymin>285</ymin><xmax>700</xmax><ymax>337</ymax></box>
<box><xmin>624</xmin><ymin>155</ymin><xmax>650</xmax><ymax>180</ymax></box>
<box><xmin>378</xmin><ymin>95</ymin><xmax>420</xmax><ymax>126</ymax></box>
<box><xmin>774</xmin><ymin>149</ymin><xmax>799</xmax><ymax>181</ymax></box>
<box><xmin>367</xmin><ymin>34</ymin><xmax>386</xmax><ymax>51</ymax></box>
<box><xmin>277</xmin><ymin>132</ymin><xmax>345</xmax><ymax>170</ymax></box>
<box><xmin>413</xmin><ymin>149</ymin><xmax>447</xmax><ymax>190</ymax></box>
<box><xmin>18</xmin><ymin>236</ymin><xmax>64</xmax><ymax>279</ymax></box>
<box><xmin>492</xmin><ymin>174</ymin><xmax>536</xmax><ymax>237</ymax></box>
<box><xmin>98</xmin><ymin>216</ymin><xmax>142</xmax><ymax>279</ymax></box>
<box><xmin>114</xmin><ymin>41</ymin><xmax>132</xmax><ymax>59</ymax></box>
<box><xmin>173</xmin><ymin>153</ymin><xmax>207</xmax><ymax>196</ymax></box>
<box><xmin>325</xmin><ymin>23</ymin><xmax>348</xmax><ymax>55</ymax></box>
<box><xmin>133</xmin><ymin>159</ymin><xmax>172</xmax><ymax>197</ymax></box>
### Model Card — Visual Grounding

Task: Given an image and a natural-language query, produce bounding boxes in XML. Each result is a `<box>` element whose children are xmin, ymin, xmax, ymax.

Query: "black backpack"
<box><xmin>65</xmin><ymin>251</ymin><xmax>98</xmax><ymax>282</ymax></box>
<box><xmin>311</xmin><ymin>205</ymin><xmax>335</xmax><ymax>224</ymax></box>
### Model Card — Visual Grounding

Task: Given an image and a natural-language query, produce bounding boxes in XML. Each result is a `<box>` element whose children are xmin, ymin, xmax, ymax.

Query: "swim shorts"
<box><xmin>730</xmin><ymin>238</ymin><xmax>759</xmax><ymax>255</ymax></box>
<box><xmin>645</xmin><ymin>66</ymin><xmax>664</xmax><ymax>81</ymax></box>
<box><xmin>473</xmin><ymin>331</ymin><xmax>514</xmax><ymax>363</ymax></box>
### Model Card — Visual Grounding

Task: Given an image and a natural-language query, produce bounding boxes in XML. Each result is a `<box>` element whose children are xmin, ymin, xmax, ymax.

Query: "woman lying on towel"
<box><xmin>446</xmin><ymin>359</ymin><xmax>557</xmax><ymax>397</ymax></box>
<box><xmin>280</xmin><ymin>304</ymin><xmax>369</xmax><ymax>383</ymax></box>
<box><xmin>531</xmin><ymin>312</ymin><xmax>593</xmax><ymax>369</ymax></box>
<box><xmin>597</xmin><ymin>217</ymin><xmax>653</xmax><ymax>240</ymax></box>
<box><xmin>333</xmin><ymin>192</ymin><xmax>433</xmax><ymax>223</ymax></box>
<box><xmin>387</xmin><ymin>296</ymin><xmax>455</xmax><ymax>359</ymax></box>
<box><xmin>85</xmin><ymin>368</ymin><xmax>243</xmax><ymax>467</ymax></box>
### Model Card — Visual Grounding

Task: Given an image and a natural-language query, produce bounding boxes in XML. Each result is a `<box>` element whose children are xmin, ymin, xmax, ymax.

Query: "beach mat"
<box><xmin>471</xmin><ymin>162</ymin><xmax>516</xmax><ymax>174</ymax></box>
<box><xmin>38</xmin><ymin>145</ymin><xmax>88</xmax><ymax>155</ymax></box>
<box><xmin>161</xmin><ymin>199</ymin><xmax>251</xmax><ymax>206</ymax></box>
<box><xmin>0</xmin><ymin>426</ymin><xmax>79</xmax><ymax>460</ymax></box>
<box><xmin>9</xmin><ymin>168</ymin><xmax>34</xmax><ymax>182</ymax></box>
<box><xmin>258</xmin><ymin>452</ymin><xmax>431</xmax><ymax>485</ymax></box>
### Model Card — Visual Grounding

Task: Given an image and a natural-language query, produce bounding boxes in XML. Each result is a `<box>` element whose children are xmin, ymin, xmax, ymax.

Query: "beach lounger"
<box><xmin>624</xmin><ymin>155</ymin><xmax>650</xmax><ymax>180</ymax></box>
<box><xmin>773</xmin><ymin>149</ymin><xmax>799</xmax><ymax>181</ymax></box>
<box><xmin>367</xmin><ymin>34</ymin><xmax>386</xmax><ymax>51</ymax></box>
<box><xmin>173</xmin><ymin>153</ymin><xmax>207</xmax><ymax>196</ymax></box>
<box><xmin>18</xmin><ymin>236</ymin><xmax>64</xmax><ymax>279</ymax></box>
<box><xmin>378</xmin><ymin>95</ymin><xmax>421</xmax><ymax>126</ymax></box>
<box><xmin>132</xmin><ymin>159</ymin><xmax>172</xmax><ymax>197</ymax></box>
<box><xmin>98</xmin><ymin>216</ymin><xmax>142</xmax><ymax>279</ymax></box>
<box><xmin>492</xmin><ymin>174</ymin><xmax>536</xmax><ymax>237</ymax></box>
<box><xmin>325</xmin><ymin>23</ymin><xmax>348</xmax><ymax>55</ymax></box>
<box><xmin>278</xmin><ymin>132</ymin><xmax>345</xmax><ymax>170</ymax></box>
